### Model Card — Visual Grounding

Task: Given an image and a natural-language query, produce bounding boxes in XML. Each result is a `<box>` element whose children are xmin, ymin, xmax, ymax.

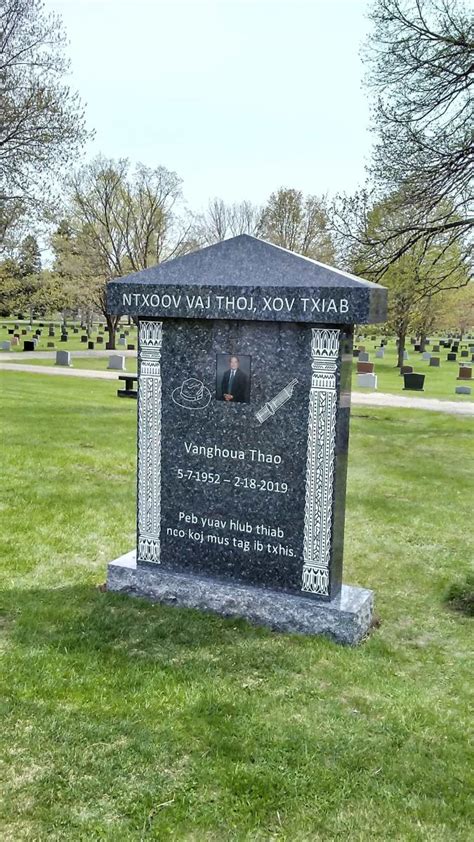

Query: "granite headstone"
<box><xmin>404</xmin><ymin>372</ymin><xmax>425</xmax><ymax>391</ymax></box>
<box><xmin>357</xmin><ymin>373</ymin><xmax>377</xmax><ymax>389</ymax></box>
<box><xmin>55</xmin><ymin>350</ymin><xmax>72</xmax><ymax>367</ymax></box>
<box><xmin>105</xmin><ymin>235</ymin><xmax>387</xmax><ymax>643</ymax></box>
<box><xmin>108</xmin><ymin>354</ymin><xmax>126</xmax><ymax>371</ymax></box>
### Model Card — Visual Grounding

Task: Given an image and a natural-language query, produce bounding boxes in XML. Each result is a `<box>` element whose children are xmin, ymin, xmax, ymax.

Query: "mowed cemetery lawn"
<box><xmin>0</xmin><ymin>370</ymin><xmax>473</xmax><ymax>840</ymax></box>
<box><xmin>352</xmin><ymin>337</ymin><xmax>473</xmax><ymax>402</ymax></box>
<box><xmin>2</xmin><ymin>321</ymin><xmax>473</xmax><ymax>401</ymax></box>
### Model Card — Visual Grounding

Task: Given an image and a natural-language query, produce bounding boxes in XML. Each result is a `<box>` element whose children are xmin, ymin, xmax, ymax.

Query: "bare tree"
<box><xmin>351</xmin><ymin>191</ymin><xmax>470</xmax><ymax>364</ymax></box>
<box><xmin>260</xmin><ymin>188</ymin><xmax>336</xmax><ymax>263</ymax></box>
<box><xmin>354</xmin><ymin>0</ymin><xmax>474</xmax><ymax>275</ymax></box>
<box><xmin>228</xmin><ymin>200</ymin><xmax>264</xmax><ymax>237</ymax></box>
<box><xmin>197</xmin><ymin>198</ymin><xmax>264</xmax><ymax>245</ymax></box>
<box><xmin>58</xmin><ymin>157</ymin><xmax>195</xmax><ymax>347</ymax></box>
<box><xmin>0</xmin><ymin>0</ymin><xmax>90</xmax><ymax>231</ymax></box>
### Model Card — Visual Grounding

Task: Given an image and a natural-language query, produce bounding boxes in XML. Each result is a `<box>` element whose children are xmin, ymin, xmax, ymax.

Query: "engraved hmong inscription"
<box><xmin>302</xmin><ymin>328</ymin><xmax>340</xmax><ymax>595</ymax></box>
<box><xmin>137</xmin><ymin>321</ymin><xmax>163</xmax><ymax>563</ymax></box>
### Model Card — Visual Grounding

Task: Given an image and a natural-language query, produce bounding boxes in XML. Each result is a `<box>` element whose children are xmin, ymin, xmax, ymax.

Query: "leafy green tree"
<box><xmin>15</xmin><ymin>234</ymin><xmax>41</xmax><ymax>322</ymax></box>
<box><xmin>51</xmin><ymin>220</ymin><xmax>100</xmax><ymax>331</ymax></box>
<box><xmin>0</xmin><ymin>257</ymin><xmax>21</xmax><ymax>316</ymax></box>
<box><xmin>18</xmin><ymin>234</ymin><xmax>41</xmax><ymax>277</ymax></box>
<box><xmin>434</xmin><ymin>284</ymin><xmax>474</xmax><ymax>337</ymax></box>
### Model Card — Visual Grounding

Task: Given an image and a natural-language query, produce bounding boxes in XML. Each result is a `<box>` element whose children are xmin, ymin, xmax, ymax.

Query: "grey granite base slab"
<box><xmin>107</xmin><ymin>551</ymin><xmax>374</xmax><ymax>645</ymax></box>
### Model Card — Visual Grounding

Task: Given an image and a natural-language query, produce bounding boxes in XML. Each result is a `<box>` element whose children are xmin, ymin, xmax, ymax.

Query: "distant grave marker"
<box><xmin>357</xmin><ymin>373</ymin><xmax>377</xmax><ymax>389</ymax></box>
<box><xmin>357</xmin><ymin>361</ymin><xmax>374</xmax><ymax>374</ymax></box>
<box><xmin>458</xmin><ymin>366</ymin><xmax>472</xmax><ymax>381</ymax></box>
<box><xmin>108</xmin><ymin>354</ymin><xmax>126</xmax><ymax>371</ymax></box>
<box><xmin>55</xmin><ymin>351</ymin><xmax>72</xmax><ymax>367</ymax></box>
<box><xmin>404</xmin><ymin>373</ymin><xmax>425</xmax><ymax>391</ymax></box>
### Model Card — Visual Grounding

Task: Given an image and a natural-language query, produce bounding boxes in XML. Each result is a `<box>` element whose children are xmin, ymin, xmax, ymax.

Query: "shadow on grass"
<box><xmin>0</xmin><ymin>583</ymin><xmax>342</xmax><ymax>676</ymax></box>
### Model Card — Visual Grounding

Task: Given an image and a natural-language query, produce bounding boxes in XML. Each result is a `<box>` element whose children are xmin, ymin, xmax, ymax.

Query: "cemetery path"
<box><xmin>1</xmin><ymin>363</ymin><xmax>473</xmax><ymax>415</ymax></box>
<box><xmin>352</xmin><ymin>392</ymin><xmax>474</xmax><ymax>416</ymax></box>
<box><xmin>0</xmin><ymin>363</ymin><xmax>119</xmax><ymax>380</ymax></box>
<box><xmin>0</xmin><ymin>350</ymin><xmax>137</xmax><ymax>360</ymax></box>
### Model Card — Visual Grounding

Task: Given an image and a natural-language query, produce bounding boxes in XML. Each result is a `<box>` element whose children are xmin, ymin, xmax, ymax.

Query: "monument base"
<box><xmin>106</xmin><ymin>552</ymin><xmax>374</xmax><ymax>645</ymax></box>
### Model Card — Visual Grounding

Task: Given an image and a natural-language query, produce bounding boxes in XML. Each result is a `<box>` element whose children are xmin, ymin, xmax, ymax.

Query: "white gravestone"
<box><xmin>108</xmin><ymin>354</ymin><xmax>126</xmax><ymax>371</ymax></box>
<box><xmin>55</xmin><ymin>350</ymin><xmax>72</xmax><ymax>366</ymax></box>
<box><xmin>1</xmin><ymin>340</ymin><xmax>11</xmax><ymax>351</ymax></box>
<box><xmin>357</xmin><ymin>373</ymin><xmax>378</xmax><ymax>389</ymax></box>
<box><xmin>375</xmin><ymin>348</ymin><xmax>384</xmax><ymax>358</ymax></box>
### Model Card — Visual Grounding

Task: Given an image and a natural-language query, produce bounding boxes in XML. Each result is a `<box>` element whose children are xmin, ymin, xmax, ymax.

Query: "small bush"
<box><xmin>444</xmin><ymin>573</ymin><xmax>474</xmax><ymax>617</ymax></box>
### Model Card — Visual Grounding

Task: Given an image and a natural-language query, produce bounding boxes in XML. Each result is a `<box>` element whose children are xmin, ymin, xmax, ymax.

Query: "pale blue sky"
<box><xmin>48</xmin><ymin>0</ymin><xmax>372</xmax><ymax>211</ymax></box>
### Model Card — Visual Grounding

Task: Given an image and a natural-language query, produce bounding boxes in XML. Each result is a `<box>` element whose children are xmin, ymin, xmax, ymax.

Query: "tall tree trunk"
<box><xmin>106</xmin><ymin>313</ymin><xmax>119</xmax><ymax>349</ymax></box>
<box><xmin>397</xmin><ymin>328</ymin><xmax>407</xmax><ymax>368</ymax></box>
<box><xmin>419</xmin><ymin>333</ymin><xmax>427</xmax><ymax>353</ymax></box>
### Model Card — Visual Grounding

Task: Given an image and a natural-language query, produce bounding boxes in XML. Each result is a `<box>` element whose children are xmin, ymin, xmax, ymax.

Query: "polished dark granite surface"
<box><xmin>141</xmin><ymin>318</ymin><xmax>352</xmax><ymax>601</ymax></box>
<box><xmin>107</xmin><ymin>235</ymin><xmax>387</xmax><ymax>324</ymax></box>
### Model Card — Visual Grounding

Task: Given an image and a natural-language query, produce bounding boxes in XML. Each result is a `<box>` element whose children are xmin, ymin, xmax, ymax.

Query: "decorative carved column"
<box><xmin>302</xmin><ymin>328</ymin><xmax>340</xmax><ymax>596</ymax></box>
<box><xmin>137</xmin><ymin>321</ymin><xmax>163</xmax><ymax>563</ymax></box>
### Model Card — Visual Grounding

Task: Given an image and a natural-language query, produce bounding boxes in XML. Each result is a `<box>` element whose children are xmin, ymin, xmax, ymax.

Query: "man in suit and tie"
<box><xmin>220</xmin><ymin>355</ymin><xmax>249</xmax><ymax>403</ymax></box>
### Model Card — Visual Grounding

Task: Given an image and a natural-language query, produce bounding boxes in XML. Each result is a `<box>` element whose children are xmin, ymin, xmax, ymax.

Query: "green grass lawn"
<box><xmin>351</xmin><ymin>337</ymin><xmax>473</xmax><ymax>401</ymax></box>
<box><xmin>1</xmin><ymin>370</ymin><xmax>472</xmax><ymax>839</ymax></box>
<box><xmin>2</xmin><ymin>324</ymin><xmax>473</xmax><ymax>403</ymax></box>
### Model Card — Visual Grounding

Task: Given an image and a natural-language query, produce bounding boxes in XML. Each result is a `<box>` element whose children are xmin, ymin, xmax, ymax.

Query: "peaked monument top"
<box><xmin>107</xmin><ymin>234</ymin><xmax>387</xmax><ymax>323</ymax></box>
